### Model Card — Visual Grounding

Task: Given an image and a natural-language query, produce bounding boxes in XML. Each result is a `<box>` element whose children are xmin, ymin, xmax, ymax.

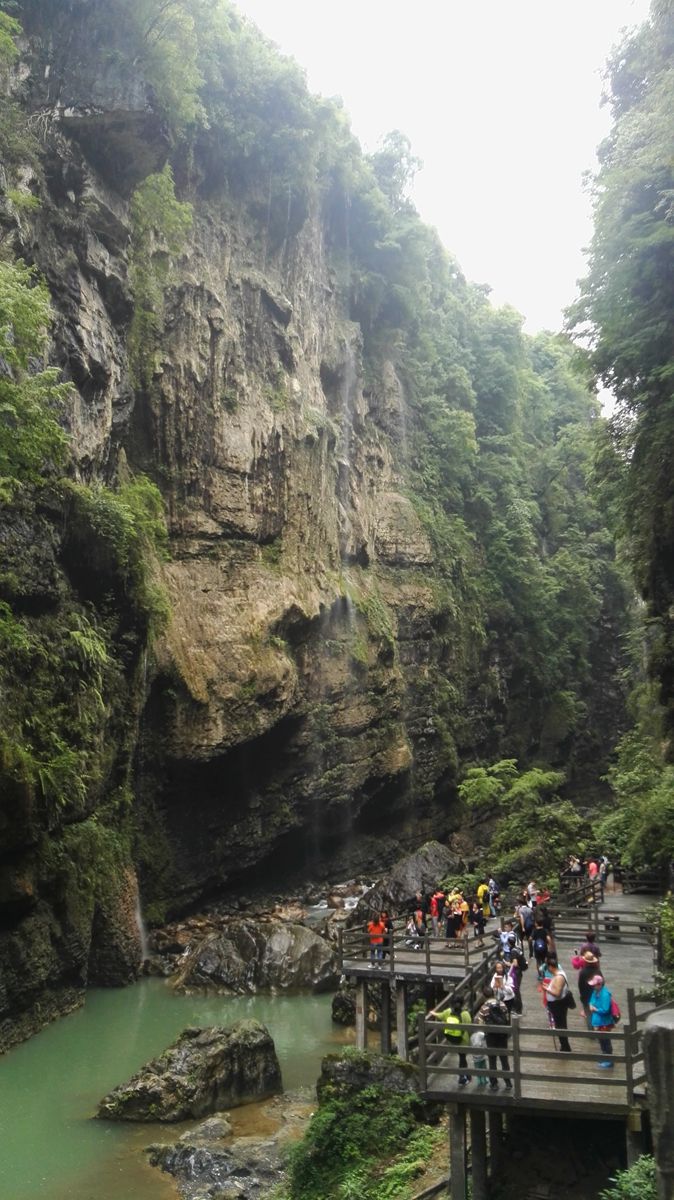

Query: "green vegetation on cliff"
<box><xmin>572</xmin><ymin>0</ymin><xmax>674</xmax><ymax>739</ymax></box>
<box><xmin>459</xmin><ymin>760</ymin><xmax>582</xmax><ymax>886</ymax></box>
<box><xmin>129</xmin><ymin>164</ymin><xmax>193</xmax><ymax>387</ymax></box>
<box><xmin>0</xmin><ymin>259</ymin><xmax>70</xmax><ymax>498</ymax></box>
<box><xmin>280</xmin><ymin>1081</ymin><xmax>442</xmax><ymax>1200</ymax></box>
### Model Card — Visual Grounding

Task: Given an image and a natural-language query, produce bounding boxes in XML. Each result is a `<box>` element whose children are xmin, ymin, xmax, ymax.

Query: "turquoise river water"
<box><xmin>0</xmin><ymin>979</ymin><xmax>351</xmax><ymax>1200</ymax></box>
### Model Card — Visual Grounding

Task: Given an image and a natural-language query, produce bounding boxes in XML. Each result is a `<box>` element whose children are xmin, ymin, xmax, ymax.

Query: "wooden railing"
<box><xmin>418</xmin><ymin>991</ymin><xmax>646</xmax><ymax>1107</ymax></box>
<box><xmin>429</xmin><ymin>947</ymin><xmax>501</xmax><ymax>1017</ymax></box>
<box><xmin>338</xmin><ymin>919</ymin><xmax>496</xmax><ymax>977</ymax></box>
<box><xmin>621</xmin><ymin>868</ymin><xmax>663</xmax><ymax>895</ymax></box>
<box><xmin>542</xmin><ymin>908</ymin><xmax>656</xmax><ymax>949</ymax></box>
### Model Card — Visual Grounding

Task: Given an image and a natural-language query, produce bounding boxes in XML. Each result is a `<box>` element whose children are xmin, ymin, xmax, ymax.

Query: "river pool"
<box><xmin>0</xmin><ymin>979</ymin><xmax>350</xmax><ymax>1200</ymax></box>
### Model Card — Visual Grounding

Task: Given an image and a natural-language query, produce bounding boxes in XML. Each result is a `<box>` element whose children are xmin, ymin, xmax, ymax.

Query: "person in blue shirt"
<box><xmin>588</xmin><ymin>974</ymin><xmax>614</xmax><ymax>1067</ymax></box>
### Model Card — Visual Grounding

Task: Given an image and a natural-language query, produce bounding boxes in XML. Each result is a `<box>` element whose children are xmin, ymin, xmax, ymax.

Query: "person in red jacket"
<box><xmin>367</xmin><ymin>914</ymin><xmax>386</xmax><ymax>966</ymax></box>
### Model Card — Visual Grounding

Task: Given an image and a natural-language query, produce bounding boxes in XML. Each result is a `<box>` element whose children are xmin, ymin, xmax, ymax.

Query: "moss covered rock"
<box><xmin>97</xmin><ymin>1021</ymin><xmax>282</xmax><ymax>1122</ymax></box>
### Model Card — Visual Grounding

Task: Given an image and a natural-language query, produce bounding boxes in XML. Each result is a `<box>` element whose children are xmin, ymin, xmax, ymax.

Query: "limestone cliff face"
<box><xmin>0</xmin><ymin>12</ymin><xmax>465</xmax><ymax>1045</ymax></box>
<box><xmin>136</xmin><ymin>196</ymin><xmax>453</xmax><ymax>909</ymax></box>
<box><xmin>0</xmin><ymin>4</ymin><xmax>628</xmax><ymax>1046</ymax></box>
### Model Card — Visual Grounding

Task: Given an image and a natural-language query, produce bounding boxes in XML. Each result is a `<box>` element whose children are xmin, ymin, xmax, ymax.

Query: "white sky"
<box><xmin>233</xmin><ymin>0</ymin><xmax>651</xmax><ymax>332</ymax></box>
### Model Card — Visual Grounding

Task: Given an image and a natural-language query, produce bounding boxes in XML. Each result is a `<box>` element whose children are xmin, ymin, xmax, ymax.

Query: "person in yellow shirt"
<box><xmin>477</xmin><ymin>879</ymin><xmax>490</xmax><ymax>920</ymax></box>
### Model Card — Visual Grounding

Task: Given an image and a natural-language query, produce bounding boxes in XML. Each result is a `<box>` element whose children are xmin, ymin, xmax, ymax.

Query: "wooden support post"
<box><xmin>449</xmin><ymin>1106</ymin><xmax>467</xmax><ymax>1200</ymax></box>
<box><xmin>488</xmin><ymin>1111</ymin><xmax>504</xmax><ymax>1177</ymax></box>
<box><xmin>643</xmin><ymin>1009</ymin><xmax>674</xmax><ymax>1199</ymax></box>
<box><xmin>355</xmin><ymin>978</ymin><xmax>367</xmax><ymax>1051</ymax></box>
<box><xmin>380</xmin><ymin>978</ymin><xmax>391</xmax><ymax>1054</ymax></box>
<box><xmin>591</xmin><ymin>895</ymin><xmax>600</xmax><ymax>937</ymax></box>
<box><xmin>511</xmin><ymin>1013</ymin><xmax>522</xmax><ymax>1100</ymax></box>
<box><xmin>418</xmin><ymin>1009</ymin><xmax>427</xmax><ymax>1089</ymax></box>
<box><xmin>470</xmin><ymin>1109</ymin><xmax>488</xmax><ymax>1200</ymax></box>
<box><xmin>625</xmin><ymin>1110</ymin><xmax>642</xmax><ymax>1167</ymax></box>
<box><xmin>396</xmin><ymin>981</ymin><xmax>409</xmax><ymax>1060</ymax></box>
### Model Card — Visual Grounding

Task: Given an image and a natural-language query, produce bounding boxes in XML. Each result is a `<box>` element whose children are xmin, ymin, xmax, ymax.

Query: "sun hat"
<box><xmin>588</xmin><ymin>974</ymin><xmax>603</xmax><ymax>987</ymax></box>
<box><xmin>582</xmin><ymin>951</ymin><xmax>598</xmax><ymax>963</ymax></box>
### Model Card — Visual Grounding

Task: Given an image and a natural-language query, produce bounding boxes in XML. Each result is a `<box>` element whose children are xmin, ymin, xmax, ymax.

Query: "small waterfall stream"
<box><xmin>134</xmin><ymin>890</ymin><xmax>149</xmax><ymax>964</ymax></box>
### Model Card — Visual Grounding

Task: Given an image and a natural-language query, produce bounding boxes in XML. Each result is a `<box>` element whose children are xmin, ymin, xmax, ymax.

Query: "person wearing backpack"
<box><xmin>574</xmin><ymin>950</ymin><xmax>602</xmax><ymax>1027</ymax></box>
<box><xmin>477</xmin><ymin>986</ymin><xmax>512</xmax><ymax>1090</ymax></box>
<box><xmin>532</xmin><ymin>918</ymin><xmax>551</xmax><ymax>978</ymax></box>
<box><xmin>442</xmin><ymin>996</ymin><xmax>472</xmax><ymax>1085</ymax></box>
<box><xmin>588</xmin><ymin>974</ymin><xmax>615</xmax><ymax>1068</ymax></box>
<box><xmin>519</xmin><ymin>900</ymin><xmax>535</xmax><ymax>958</ymax></box>
<box><xmin>542</xmin><ymin>954</ymin><xmax>573</xmax><ymax>1051</ymax></box>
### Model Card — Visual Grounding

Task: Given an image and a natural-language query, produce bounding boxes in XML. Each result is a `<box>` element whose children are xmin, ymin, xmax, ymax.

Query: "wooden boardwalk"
<box><xmin>420</xmin><ymin>891</ymin><xmax>658</xmax><ymax>1118</ymax></box>
<box><xmin>339</xmin><ymin>925</ymin><xmax>498</xmax><ymax>985</ymax></box>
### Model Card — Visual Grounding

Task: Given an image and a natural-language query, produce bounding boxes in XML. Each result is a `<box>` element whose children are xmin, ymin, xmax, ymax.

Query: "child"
<box><xmin>470</xmin><ymin>1029</ymin><xmax>489</xmax><ymax>1087</ymax></box>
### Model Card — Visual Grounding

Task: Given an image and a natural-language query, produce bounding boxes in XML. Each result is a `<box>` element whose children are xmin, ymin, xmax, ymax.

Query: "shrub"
<box><xmin>599</xmin><ymin>1156</ymin><xmax>657</xmax><ymax>1200</ymax></box>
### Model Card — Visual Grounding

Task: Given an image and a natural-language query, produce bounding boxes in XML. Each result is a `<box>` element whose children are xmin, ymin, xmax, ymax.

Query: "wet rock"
<box><xmin>147</xmin><ymin>1091</ymin><xmax>313</xmax><ymax>1200</ymax></box>
<box><xmin>178</xmin><ymin>1115</ymin><xmax>233</xmax><ymax>1143</ymax></box>
<box><xmin>147</xmin><ymin>1137</ymin><xmax>283</xmax><ymax>1200</ymax></box>
<box><xmin>352</xmin><ymin>840</ymin><xmax>462</xmax><ymax>922</ymax></box>
<box><xmin>87</xmin><ymin>866</ymin><xmax>143</xmax><ymax>986</ymax></box>
<box><xmin>97</xmin><ymin>1021</ymin><xmax>282</xmax><ymax>1122</ymax></box>
<box><xmin>172</xmin><ymin>919</ymin><xmax>336</xmax><ymax>995</ymax></box>
<box><xmin>331</xmin><ymin>988</ymin><xmax>356</xmax><ymax>1026</ymax></box>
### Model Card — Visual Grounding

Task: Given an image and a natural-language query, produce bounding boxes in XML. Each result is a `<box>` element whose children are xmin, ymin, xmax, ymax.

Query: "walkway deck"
<box><xmin>420</xmin><ymin>891</ymin><xmax>658</xmax><ymax>1118</ymax></box>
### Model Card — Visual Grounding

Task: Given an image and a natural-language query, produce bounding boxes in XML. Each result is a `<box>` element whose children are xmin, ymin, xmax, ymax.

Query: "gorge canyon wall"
<box><xmin>0</xmin><ymin>0</ymin><xmax>629</xmax><ymax>1046</ymax></box>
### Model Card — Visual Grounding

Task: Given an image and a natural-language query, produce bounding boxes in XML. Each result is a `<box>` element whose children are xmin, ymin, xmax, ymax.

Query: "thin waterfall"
<box><xmin>134</xmin><ymin>889</ymin><xmax>149</xmax><ymax>965</ymax></box>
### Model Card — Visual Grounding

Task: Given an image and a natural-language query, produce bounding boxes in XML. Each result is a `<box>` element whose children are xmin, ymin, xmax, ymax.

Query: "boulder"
<box><xmin>352</xmin><ymin>840</ymin><xmax>461</xmax><ymax>921</ymax></box>
<box><xmin>172</xmin><ymin>919</ymin><xmax>336</xmax><ymax>995</ymax></box>
<box><xmin>317</xmin><ymin>1050</ymin><xmax>420</xmax><ymax>1103</ymax></box>
<box><xmin>147</xmin><ymin>1091</ymin><xmax>313</xmax><ymax>1200</ymax></box>
<box><xmin>178</xmin><ymin>1115</ymin><xmax>233</xmax><ymax>1143</ymax></box>
<box><xmin>317</xmin><ymin>1050</ymin><xmax>441</xmax><ymax>1123</ymax></box>
<box><xmin>97</xmin><ymin>1021</ymin><xmax>282</xmax><ymax>1122</ymax></box>
<box><xmin>331</xmin><ymin>988</ymin><xmax>356</xmax><ymax>1025</ymax></box>
<box><xmin>147</xmin><ymin>1137</ymin><xmax>284</xmax><ymax>1200</ymax></box>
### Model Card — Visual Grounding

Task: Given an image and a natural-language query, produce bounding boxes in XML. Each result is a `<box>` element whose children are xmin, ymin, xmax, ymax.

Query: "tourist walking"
<box><xmin>470</xmin><ymin>1029</ymin><xmax>489</xmax><ymax>1086</ymax></box>
<box><xmin>573</xmin><ymin>950</ymin><xmax>602</xmax><ymax>1026</ymax></box>
<box><xmin>518</xmin><ymin>897</ymin><xmax>535</xmax><ymax>957</ymax></box>
<box><xmin>429</xmin><ymin>890</ymin><xmax>440</xmax><ymax>936</ymax></box>
<box><xmin>367</xmin><ymin>913</ymin><xmax>386</xmax><ymax>965</ymax></box>
<box><xmin>532</xmin><ymin>917</ymin><xmax>552</xmax><ymax>976</ymax></box>
<box><xmin>508</xmin><ymin>941</ymin><xmax>527</xmax><ymax>1014</ymax></box>
<box><xmin>477</xmin><ymin>878</ymin><xmax>490</xmax><ymax>920</ymax></box>
<box><xmin>588</xmin><ymin>974</ymin><xmax>615</xmax><ymax>1068</ymax></box>
<box><xmin>579</xmin><ymin>930</ymin><xmax>601</xmax><ymax>959</ymax></box>
<box><xmin>542</xmin><ymin>954</ymin><xmax>573</xmax><ymax>1051</ymax></box>
<box><xmin>470</xmin><ymin>899</ymin><xmax>486</xmax><ymax>945</ymax></box>
<box><xmin>442</xmin><ymin>996</ymin><xmax>472</xmax><ymax>1086</ymax></box>
<box><xmin>491</xmin><ymin>961</ymin><xmax>516</xmax><ymax>1013</ymax></box>
<box><xmin>477</xmin><ymin>986</ymin><xmax>512</xmax><ymax>1090</ymax></box>
<box><xmin>381</xmin><ymin>910</ymin><xmax>394</xmax><ymax>959</ymax></box>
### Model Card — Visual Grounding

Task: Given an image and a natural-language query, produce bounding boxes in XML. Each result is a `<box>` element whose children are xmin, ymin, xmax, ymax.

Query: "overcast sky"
<box><xmin>233</xmin><ymin>0</ymin><xmax>651</xmax><ymax>332</ymax></box>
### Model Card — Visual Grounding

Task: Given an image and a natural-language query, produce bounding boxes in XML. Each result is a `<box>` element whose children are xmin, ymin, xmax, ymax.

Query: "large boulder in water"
<box><xmin>171</xmin><ymin>918</ymin><xmax>336</xmax><ymax>995</ymax></box>
<box><xmin>352</xmin><ymin>840</ymin><xmax>461</xmax><ymax>921</ymax></box>
<box><xmin>97</xmin><ymin>1021</ymin><xmax>282</xmax><ymax>1122</ymax></box>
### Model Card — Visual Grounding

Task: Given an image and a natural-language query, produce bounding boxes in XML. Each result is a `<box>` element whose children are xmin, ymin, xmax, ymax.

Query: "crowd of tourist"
<box><xmin>365</xmin><ymin>858</ymin><xmax>620</xmax><ymax>1086</ymax></box>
